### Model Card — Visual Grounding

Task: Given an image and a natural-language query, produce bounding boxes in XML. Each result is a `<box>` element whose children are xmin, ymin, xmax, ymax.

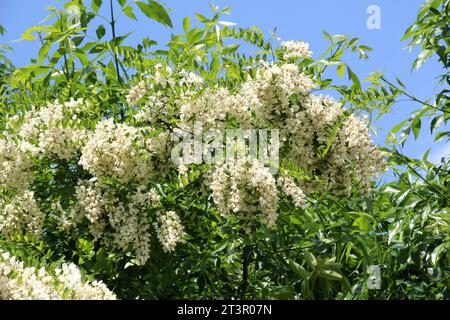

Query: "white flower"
<box><xmin>154</xmin><ymin>210</ymin><xmax>185</xmax><ymax>252</ymax></box>
<box><xmin>73</xmin><ymin>181</ymin><xmax>155</xmax><ymax>265</ymax></box>
<box><xmin>126</xmin><ymin>80</ymin><xmax>147</xmax><ymax>105</ymax></box>
<box><xmin>78</xmin><ymin>119</ymin><xmax>154</xmax><ymax>183</ymax></box>
<box><xmin>0</xmin><ymin>136</ymin><xmax>34</xmax><ymax>191</ymax></box>
<box><xmin>281</xmin><ymin>40</ymin><xmax>312</xmax><ymax>59</ymax></box>
<box><xmin>0</xmin><ymin>250</ymin><xmax>116</xmax><ymax>300</ymax></box>
<box><xmin>6</xmin><ymin>99</ymin><xmax>88</xmax><ymax>161</ymax></box>
<box><xmin>278</xmin><ymin>176</ymin><xmax>306</xmax><ymax>208</ymax></box>
<box><xmin>209</xmin><ymin>159</ymin><xmax>279</xmax><ymax>228</ymax></box>
<box><xmin>0</xmin><ymin>191</ymin><xmax>44</xmax><ymax>237</ymax></box>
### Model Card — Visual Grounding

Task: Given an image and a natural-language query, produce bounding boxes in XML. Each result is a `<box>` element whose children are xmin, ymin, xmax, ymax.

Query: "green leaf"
<box><xmin>209</xmin><ymin>51</ymin><xmax>220</xmax><ymax>79</ymax></box>
<box><xmin>390</xmin><ymin>119</ymin><xmax>408</xmax><ymax>134</ymax></box>
<box><xmin>319</xmin><ymin>269</ymin><xmax>343</xmax><ymax>281</ymax></box>
<box><xmin>123</xmin><ymin>5</ymin><xmax>137</xmax><ymax>21</ymax></box>
<box><xmin>183</xmin><ymin>16</ymin><xmax>190</xmax><ymax>33</ymax></box>
<box><xmin>413</xmin><ymin>49</ymin><xmax>432</xmax><ymax>70</ymax></box>
<box><xmin>288</xmin><ymin>259</ymin><xmax>309</xmax><ymax>280</ymax></box>
<box><xmin>434</xmin><ymin>131</ymin><xmax>450</xmax><ymax>142</ymax></box>
<box><xmin>396</xmin><ymin>77</ymin><xmax>405</xmax><ymax>88</ymax></box>
<box><xmin>289</xmin><ymin>216</ymin><xmax>302</xmax><ymax>225</ymax></box>
<box><xmin>38</xmin><ymin>41</ymin><xmax>50</xmax><ymax>64</ymax></box>
<box><xmin>222</xmin><ymin>44</ymin><xmax>240</xmax><ymax>54</ymax></box>
<box><xmin>75</xmin><ymin>48</ymin><xmax>89</xmax><ymax>66</ymax></box>
<box><xmin>96</xmin><ymin>24</ymin><xmax>106</xmax><ymax>39</ymax></box>
<box><xmin>195</xmin><ymin>13</ymin><xmax>209</xmax><ymax>23</ymax></box>
<box><xmin>347</xmin><ymin>66</ymin><xmax>361</xmax><ymax>90</ymax></box>
<box><xmin>422</xmin><ymin>148</ymin><xmax>431</xmax><ymax>162</ymax></box>
<box><xmin>21</xmin><ymin>26</ymin><xmax>54</xmax><ymax>41</ymax></box>
<box><xmin>186</xmin><ymin>28</ymin><xmax>203</xmax><ymax>44</ymax></box>
<box><xmin>386</xmin><ymin>118</ymin><xmax>408</xmax><ymax>143</ymax></box>
<box><xmin>353</xmin><ymin>215</ymin><xmax>372</xmax><ymax>232</ymax></box>
<box><xmin>212</xmin><ymin>239</ymin><xmax>228</xmax><ymax>254</ymax></box>
<box><xmin>304</xmin><ymin>251</ymin><xmax>317</xmax><ymax>269</ymax></box>
<box><xmin>430</xmin><ymin>116</ymin><xmax>443</xmax><ymax>133</ymax></box>
<box><xmin>221</xmin><ymin>6</ymin><xmax>231</xmax><ymax>14</ymax></box>
<box><xmin>401</xmin><ymin>24</ymin><xmax>417</xmax><ymax>41</ymax></box>
<box><xmin>384</xmin><ymin>186</ymin><xmax>401</xmax><ymax>194</ymax></box>
<box><xmin>94</xmin><ymin>247</ymin><xmax>108</xmax><ymax>270</ymax></box>
<box><xmin>337</xmin><ymin>63</ymin><xmax>345</xmax><ymax>78</ymax></box>
<box><xmin>322</xmin><ymin>30</ymin><xmax>331</xmax><ymax>40</ymax></box>
<box><xmin>388</xmin><ymin>221</ymin><xmax>402</xmax><ymax>245</ymax></box>
<box><xmin>412</xmin><ymin>116</ymin><xmax>421</xmax><ymax>139</ymax></box>
<box><xmin>12</xmin><ymin>65</ymin><xmax>50</xmax><ymax>83</ymax></box>
<box><xmin>396</xmin><ymin>189</ymin><xmax>410</xmax><ymax>206</ymax></box>
<box><xmin>92</xmin><ymin>0</ymin><xmax>102</xmax><ymax>12</ymax></box>
<box><xmin>321</xmin><ymin>123</ymin><xmax>340</xmax><ymax>158</ymax></box>
<box><xmin>135</xmin><ymin>1</ymin><xmax>173</xmax><ymax>28</ymax></box>
<box><xmin>431</xmin><ymin>243</ymin><xmax>446</xmax><ymax>266</ymax></box>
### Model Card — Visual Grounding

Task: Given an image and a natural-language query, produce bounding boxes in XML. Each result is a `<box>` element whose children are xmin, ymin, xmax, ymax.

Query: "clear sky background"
<box><xmin>1</xmin><ymin>0</ymin><xmax>449</xmax><ymax>169</ymax></box>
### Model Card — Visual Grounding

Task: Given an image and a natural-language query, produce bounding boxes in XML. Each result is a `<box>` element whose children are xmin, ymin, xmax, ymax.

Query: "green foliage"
<box><xmin>392</xmin><ymin>0</ymin><xmax>450</xmax><ymax>143</ymax></box>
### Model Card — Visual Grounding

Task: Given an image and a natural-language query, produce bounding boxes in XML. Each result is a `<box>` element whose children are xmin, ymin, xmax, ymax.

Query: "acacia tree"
<box><xmin>0</xmin><ymin>0</ymin><xmax>448</xmax><ymax>300</ymax></box>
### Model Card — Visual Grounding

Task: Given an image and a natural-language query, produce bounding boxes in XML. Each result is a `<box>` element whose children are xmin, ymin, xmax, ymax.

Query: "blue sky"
<box><xmin>0</xmin><ymin>0</ymin><xmax>449</xmax><ymax>166</ymax></box>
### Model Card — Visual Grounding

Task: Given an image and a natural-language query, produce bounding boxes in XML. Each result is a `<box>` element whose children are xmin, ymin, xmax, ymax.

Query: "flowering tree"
<box><xmin>0</xmin><ymin>0</ymin><xmax>449</xmax><ymax>300</ymax></box>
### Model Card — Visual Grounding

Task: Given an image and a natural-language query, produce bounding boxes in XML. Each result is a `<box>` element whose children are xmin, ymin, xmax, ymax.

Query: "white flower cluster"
<box><xmin>281</xmin><ymin>40</ymin><xmax>312</xmax><ymax>60</ymax></box>
<box><xmin>280</xmin><ymin>94</ymin><xmax>386</xmax><ymax>194</ymax></box>
<box><xmin>209</xmin><ymin>159</ymin><xmax>279</xmax><ymax>228</ymax></box>
<box><xmin>133</xmin><ymin>91</ymin><xmax>168</xmax><ymax>124</ymax></box>
<box><xmin>180</xmin><ymin>63</ymin><xmax>316</xmax><ymax>129</ymax></box>
<box><xmin>73</xmin><ymin>181</ymin><xmax>161</xmax><ymax>265</ymax></box>
<box><xmin>0</xmin><ymin>136</ymin><xmax>34</xmax><ymax>191</ymax></box>
<box><xmin>180</xmin><ymin>87</ymin><xmax>251</xmax><ymax>128</ymax></box>
<box><xmin>0</xmin><ymin>250</ymin><xmax>116</xmax><ymax>300</ymax></box>
<box><xmin>247</xmin><ymin>62</ymin><xmax>316</xmax><ymax>126</ymax></box>
<box><xmin>126</xmin><ymin>80</ymin><xmax>147</xmax><ymax>105</ymax></box>
<box><xmin>277</xmin><ymin>176</ymin><xmax>306</xmax><ymax>209</ymax></box>
<box><xmin>54</xmin><ymin>263</ymin><xmax>116</xmax><ymax>300</ymax></box>
<box><xmin>179</xmin><ymin>70</ymin><xmax>204</xmax><ymax>87</ymax></box>
<box><xmin>282</xmin><ymin>95</ymin><xmax>345</xmax><ymax>182</ymax></box>
<box><xmin>79</xmin><ymin>119</ymin><xmax>153</xmax><ymax>183</ymax></box>
<box><xmin>8</xmin><ymin>99</ymin><xmax>88</xmax><ymax>160</ymax></box>
<box><xmin>179</xmin><ymin>56</ymin><xmax>385</xmax><ymax>224</ymax></box>
<box><xmin>323</xmin><ymin>114</ymin><xmax>387</xmax><ymax>193</ymax></box>
<box><xmin>154</xmin><ymin>210</ymin><xmax>185</xmax><ymax>252</ymax></box>
<box><xmin>49</xmin><ymin>200</ymin><xmax>79</xmax><ymax>231</ymax></box>
<box><xmin>128</xmin><ymin>66</ymin><xmax>204</xmax><ymax>125</ymax></box>
<box><xmin>0</xmin><ymin>190</ymin><xmax>44</xmax><ymax>238</ymax></box>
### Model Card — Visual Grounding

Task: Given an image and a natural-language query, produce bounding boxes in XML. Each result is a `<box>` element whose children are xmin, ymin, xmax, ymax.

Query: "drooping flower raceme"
<box><xmin>0</xmin><ymin>190</ymin><xmax>44</xmax><ymax>238</ymax></box>
<box><xmin>0</xmin><ymin>250</ymin><xmax>116</xmax><ymax>300</ymax></box>
<box><xmin>126</xmin><ymin>80</ymin><xmax>148</xmax><ymax>106</ymax></box>
<box><xmin>78</xmin><ymin>119</ymin><xmax>154</xmax><ymax>184</ymax></box>
<box><xmin>281</xmin><ymin>40</ymin><xmax>313</xmax><ymax>60</ymax></box>
<box><xmin>179</xmin><ymin>62</ymin><xmax>317</xmax><ymax>129</ymax></box>
<box><xmin>72</xmin><ymin>181</ymin><xmax>161</xmax><ymax>265</ymax></box>
<box><xmin>0</xmin><ymin>136</ymin><xmax>34</xmax><ymax>192</ymax></box>
<box><xmin>7</xmin><ymin>99</ymin><xmax>88</xmax><ymax>160</ymax></box>
<box><xmin>130</xmin><ymin>67</ymin><xmax>204</xmax><ymax>125</ymax></box>
<box><xmin>277</xmin><ymin>176</ymin><xmax>307</xmax><ymax>209</ymax></box>
<box><xmin>154</xmin><ymin>210</ymin><xmax>185</xmax><ymax>252</ymax></box>
<box><xmin>209</xmin><ymin>159</ymin><xmax>279</xmax><ymax>228</ymax></box>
